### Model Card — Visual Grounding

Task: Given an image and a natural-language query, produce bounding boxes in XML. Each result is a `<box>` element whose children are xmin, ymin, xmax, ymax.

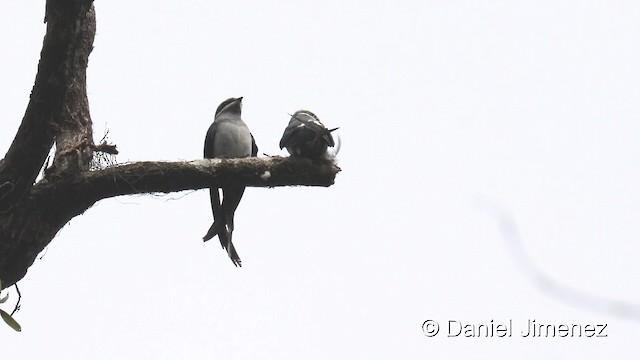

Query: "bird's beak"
<box><xmin>237</xmin><ymin>97</ymin><xmax>243</xmax><ymax>102</ymax></box>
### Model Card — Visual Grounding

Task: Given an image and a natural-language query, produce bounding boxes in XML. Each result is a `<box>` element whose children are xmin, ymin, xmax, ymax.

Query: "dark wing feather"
<box><xmin>250</xmin><ymin>133</ymin><xmax>259</xmax><ymax>157</ymax></box>
<box><xmin>204</xmin><ymin>122</ymin><xmax>217</xmax><ymax>158</ymax></box>
<box><xmin>279</xmin><ymin>118</ymin><xmax>303</xmax><ymax>149</ymax></box>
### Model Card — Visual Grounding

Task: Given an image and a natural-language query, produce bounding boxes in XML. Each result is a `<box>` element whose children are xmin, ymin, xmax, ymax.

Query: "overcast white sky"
<box><xmin>1</xmin><ymin>1</ymin><xmax>640</xmax><ymax>358</ymax></box>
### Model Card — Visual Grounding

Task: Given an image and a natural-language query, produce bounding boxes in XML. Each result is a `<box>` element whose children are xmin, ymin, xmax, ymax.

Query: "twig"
<box><xmin>11</xmin><ymin>283</ymin><xmax>21</xmax><ymax>316</ymax></box>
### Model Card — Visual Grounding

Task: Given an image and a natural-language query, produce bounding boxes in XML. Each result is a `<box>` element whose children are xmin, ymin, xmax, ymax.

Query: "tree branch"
<box><xmin>0</xmin><ymin>158</ymin><xmax>340</xmax><ymax>288</ymax></box>
<box><xmin>38</xmin><ymin>157</ymin><xmax>340</xmax><ymax>202</ymax></box>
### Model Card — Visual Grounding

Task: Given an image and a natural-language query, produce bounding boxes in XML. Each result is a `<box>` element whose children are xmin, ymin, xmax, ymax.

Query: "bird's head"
<box><xmin>215</xmin><ymin>97</ymin><xmax>243</xmax><ymax>117</ymax></box>
<box><xmin>292</xmin><ymin>110</ymin><xmax>319</xmax><ymax>123</ymax></box>
<box><xmin>290</xmin><ymin>110</ymin><xmax>337</xmax><ymax>147</ymax></box>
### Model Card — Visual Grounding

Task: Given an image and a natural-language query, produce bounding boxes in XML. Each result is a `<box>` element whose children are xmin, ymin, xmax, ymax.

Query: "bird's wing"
<box><xmin>250</xmin><ymin>133</ymin><xmax>259</xmax><ymax>157</ymax></box>
<box><xmin>279</xmin><ymin>118</ymin><xmax>305</xmax><ymax>149</ymax></box>
<box><xmin>297</xmin><ymin>114</ymin><xmax>336</xmax><ymax>147</ymax></box>
<box><xmin>204</xmin><ymin>122</ymin><xmax>218</xmax><ymax>158</ymax></box>
<box><xmin>202</xmin><ymin>120</ymin><xmax>223</xmax><ymax>243</ymax></box>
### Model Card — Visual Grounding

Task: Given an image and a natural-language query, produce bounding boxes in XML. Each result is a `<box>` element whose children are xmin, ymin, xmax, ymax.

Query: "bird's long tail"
<box><xmin>221</xmin><ymin>185</ymin><xmax>245</xmax><ymax>267</ymax></box>
<box><xmin>202</xmin><ymin>186</ymin><xmax>244</xmax><ymax>267</ymax></box>
<box><xmin>226</xmin><ymin>231</ymin><xmax>242</xmax><ymax>267</ymax></box>
<box><xmin>222</xmin><ymin>186</ymin><xmax>245</xmax><ymax>233</ymax></box>
<box><xmin>203</xmin><ymin>188</ymin><xmax>224</xmax><ymax>242</ymax></box>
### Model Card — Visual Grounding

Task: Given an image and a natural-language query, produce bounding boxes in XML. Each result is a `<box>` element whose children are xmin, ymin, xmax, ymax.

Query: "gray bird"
<box><xmin>202</xmin><ymin>97</ymin><xmax>258</xmax><ymax>267</ymax></box>
<box><xmin>279</xmin><ymin>110</ymin><xmax>338</xmax><ymax>159</ymax></box>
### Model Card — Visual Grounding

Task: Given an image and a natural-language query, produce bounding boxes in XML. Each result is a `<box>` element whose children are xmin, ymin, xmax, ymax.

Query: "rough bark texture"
<box><xmin>0</xmin><ymin>1</ymin><xmax>341</xmax><ymax>289</ymax></box>
<box><xmin>0</xmin><ymin>1</ymin><xmax>95</xmax><ymax>211</ymax></box>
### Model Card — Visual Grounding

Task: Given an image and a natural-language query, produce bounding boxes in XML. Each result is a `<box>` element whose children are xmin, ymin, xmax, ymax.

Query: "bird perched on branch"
<box><xmin>279</xmin><ymin>110</ymin><xmax>338</xmax><ymax>159</ymax></box>
<box><xmin>202</xmin><ymin>97</ymin><xmax>258</xmax><ymax>267</ymax></box>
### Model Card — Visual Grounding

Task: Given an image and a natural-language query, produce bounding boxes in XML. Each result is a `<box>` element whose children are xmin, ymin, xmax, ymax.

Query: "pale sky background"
<box><xmin>1</xmin><ymin>1</ymin><xmax>640</xmax><ymax>358</ymax></box>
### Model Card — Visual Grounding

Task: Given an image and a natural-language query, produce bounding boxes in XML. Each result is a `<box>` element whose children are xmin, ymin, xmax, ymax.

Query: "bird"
<box><xmin>202</xmin><ymin>97</ymin><xmax>258</xmax><ymax>267</ymax></box>
<box><xmin>279</xmin><ymin>110</ymin><xmax>338</xmax><ymax>159</ymax></box>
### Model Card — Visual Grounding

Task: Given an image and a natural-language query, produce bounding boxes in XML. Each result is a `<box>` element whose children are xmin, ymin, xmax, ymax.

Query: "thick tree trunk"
<box><xmin>0</xmin><ymin>1</ymin><xmax>96</xmax><ymax>211</ymax></box>
<box><xmin>0</xmin><ymin>1</ymin><xmax>340</xmax><ymax>289</ymax></box>
<box><xmin>0</xmin><ymin>0</ymin><xmax>97</xmax><ymax>288</ymax></box>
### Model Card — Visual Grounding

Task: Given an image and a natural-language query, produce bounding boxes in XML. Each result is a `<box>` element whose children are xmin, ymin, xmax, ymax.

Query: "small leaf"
<box><xmin>0</xmin><ymin>309</ymin><xmax>21</xmax><ymax>332</ymax></box>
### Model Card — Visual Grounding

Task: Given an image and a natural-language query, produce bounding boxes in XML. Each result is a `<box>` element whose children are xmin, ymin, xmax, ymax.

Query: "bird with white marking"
<box><xmin>202</xmin><ymin>97</ymin><xmax>258</xmax><ymax>267</ymax></box>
